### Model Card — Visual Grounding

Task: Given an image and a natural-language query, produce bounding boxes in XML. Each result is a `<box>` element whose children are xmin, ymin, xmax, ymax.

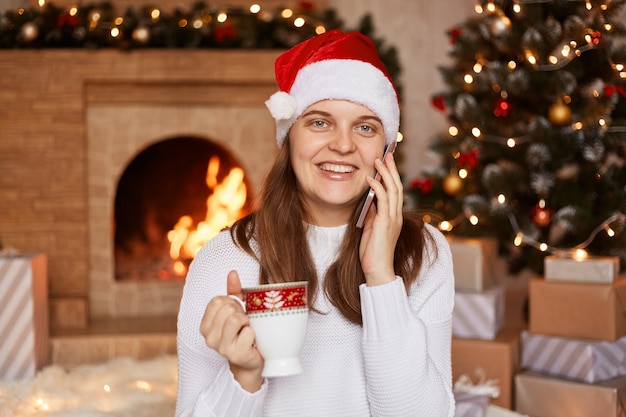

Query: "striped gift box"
<box><xmin>0</xmin><ymin>253</ymin><xmax>49</xmax><ymax>381</ymax></box>
<box><xmin>521</xmin><ymin>331</ymin><xmax>626</xmax><ymax>383</ymax></box>
<box><xmin>453</xmin><ymin>286</ymin><xmax>505</xmax><ymax>340</ymax></box>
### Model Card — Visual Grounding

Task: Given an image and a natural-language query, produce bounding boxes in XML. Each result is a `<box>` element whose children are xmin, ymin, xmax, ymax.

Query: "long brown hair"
<box><xmin>231</xmin><ymin>139</ymin><xmax>435</xmax><ymax>325</ymax></box>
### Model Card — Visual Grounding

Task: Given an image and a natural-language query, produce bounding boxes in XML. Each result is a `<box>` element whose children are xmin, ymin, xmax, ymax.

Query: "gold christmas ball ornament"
<box><xmin>442</xmin><ymin>173</ymin><xmax>463</xmax><ymax>196</ymax></box>
<box><xmin>548</xmin><ymin>101</ymin><xmax>572</xmax><ymax>126</ymax></box>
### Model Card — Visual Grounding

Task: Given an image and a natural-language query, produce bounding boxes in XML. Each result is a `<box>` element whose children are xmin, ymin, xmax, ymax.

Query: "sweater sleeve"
<box><xmin>175</xmin><ymin>233</ymin><xmax>268</xmax><ymax>417</ymax></box>
<box><xmin>359</xmin><ymin>225</ymin><xmax>455</xmax><ymax>417</ymax></box>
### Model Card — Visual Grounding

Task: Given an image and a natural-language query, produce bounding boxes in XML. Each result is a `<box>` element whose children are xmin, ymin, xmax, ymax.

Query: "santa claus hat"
<box><xmin>265</xmin><ymin>29</ymin><xmax>400</xmax><ymax>147</ymax></box>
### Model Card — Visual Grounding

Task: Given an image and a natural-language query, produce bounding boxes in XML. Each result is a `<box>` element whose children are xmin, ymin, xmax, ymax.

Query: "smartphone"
<box><xmin>356</xmin><ymin>139</ymin><xmax>398</xmax><ymax>228</ymax></box>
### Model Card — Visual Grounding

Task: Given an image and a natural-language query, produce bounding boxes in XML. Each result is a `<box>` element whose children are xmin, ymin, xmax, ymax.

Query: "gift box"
<box><xmin>448</xmin><ymin>237</ymin><xmax>499</xmax><ymax>291</ymax></box>
<box><xmin>544</xmin><ymin>255</ymin><xmax>620</xmax><ymax>284</ymax></box>
<box><xmin>454</xmin><ymin>390</ymin><xmax>490</xmax><ymax>417</ymax></box>
<box><xmin>453</xmin><ymin>286</ymin><xmax>505</xmax><ymax>340</ymax></box>
<box><xmin>521</xmin><ymin>331</ymin><xmax>626</xmax><ymax>383</ymax></box>
<box><xmin>0</xmin><ymin>253</ymin><xmax>49</xmax><ymax>381</ymax></box>
<box><xmin>529</xmin><ymin>277</ymin><xmax>626</xmax><ymax>341</ymax></box>
<box><xmin>515</xmin><ymin>371</ymin><xmax>626</xmax><ymax>417</ymax></box>
<box><xmin>452</xmin><ymin>326</ymin><xmax>521</xmax><ymax>409</ymax></box>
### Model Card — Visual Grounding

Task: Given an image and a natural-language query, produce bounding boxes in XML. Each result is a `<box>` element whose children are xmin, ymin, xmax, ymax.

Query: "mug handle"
<box><xmin>229</xmin><ymin>294</ymin><xmax>246</xmax><ymax>312</ymax></box>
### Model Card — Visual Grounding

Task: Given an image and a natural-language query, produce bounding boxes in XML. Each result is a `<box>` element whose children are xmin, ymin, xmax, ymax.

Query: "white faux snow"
<box><xmin>0</xmin><ymin>355</ymin><xmax>178</xmax><ymax>417</ymax></box>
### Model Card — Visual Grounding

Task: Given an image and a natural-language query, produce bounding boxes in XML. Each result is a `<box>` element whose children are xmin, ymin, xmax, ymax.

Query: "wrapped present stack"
<box><xmin>516</xmin><ymin>255</ymin><xmax>626</xmax><ymax>417</ymax></box>
<box><xmin>0</xmin><ymin>251</ymin><xmax>50</xmax><ymax>381</ymax></box>
<box><xmin>448</xmin><ymin>237</ymin><xmax>521</xmax><ymax>410</ymax></box>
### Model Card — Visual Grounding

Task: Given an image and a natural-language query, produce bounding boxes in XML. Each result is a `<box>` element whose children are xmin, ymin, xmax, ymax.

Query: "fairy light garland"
<box><xmin>430</xmin><ymin>203</ymin><xmax>625</xmax><ymax>260</ymax></box>
<box><xmin>474</xmin><ymin>0</ymin><xmax>626</xmax><ymax>77</ymax></box>
<box><xmin>0</xmin><ymin>0</ymin><xmax>346</xmax><ymax>49</ymax></box>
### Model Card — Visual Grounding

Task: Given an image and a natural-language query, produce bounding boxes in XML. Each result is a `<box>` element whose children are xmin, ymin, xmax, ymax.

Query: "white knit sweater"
<box><xmin>176</xmin><ymin>223</ymin><xmax>455</xmax><ymax>417</ymax></box>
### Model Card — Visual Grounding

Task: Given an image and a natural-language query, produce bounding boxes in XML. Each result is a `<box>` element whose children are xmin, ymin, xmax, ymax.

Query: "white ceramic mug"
<box><xmin>231</xmin><ymin>281</ymin><xmax>309</xmax><ymax>377</ymax></box>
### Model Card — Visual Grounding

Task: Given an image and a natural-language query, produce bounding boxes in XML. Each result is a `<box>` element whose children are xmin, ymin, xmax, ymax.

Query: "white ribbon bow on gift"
<box><xmin>454</xmin><ymin>368</ymin><xmax>501</xmax><ymax>399</ymax></box>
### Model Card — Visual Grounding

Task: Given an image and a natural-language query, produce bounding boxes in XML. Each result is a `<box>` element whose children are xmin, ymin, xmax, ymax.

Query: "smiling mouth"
<box><xmin>318</xmin><ymin>163</ymin><xmax>355</xmax><ymax>174</ymax></box>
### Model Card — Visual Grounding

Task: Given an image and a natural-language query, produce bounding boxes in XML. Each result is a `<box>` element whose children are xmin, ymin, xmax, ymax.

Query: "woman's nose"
<box><xmin>328</xmin><ymin>127</ymin><xmax>356</xmax><ymax>153</ymax></box>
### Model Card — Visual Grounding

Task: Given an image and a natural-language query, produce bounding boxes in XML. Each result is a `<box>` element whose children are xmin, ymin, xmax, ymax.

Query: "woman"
<box><xmin>176</xmin><ymin>29</ymin><xmax>455</xmax><ymax>417</ymax></box>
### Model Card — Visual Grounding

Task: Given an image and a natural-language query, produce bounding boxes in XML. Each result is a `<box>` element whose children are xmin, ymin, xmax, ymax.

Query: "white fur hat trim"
<box><xmin>266</xmin><ymin>59</ymin><xmax>399</xmax><ymax>147</ymax></box>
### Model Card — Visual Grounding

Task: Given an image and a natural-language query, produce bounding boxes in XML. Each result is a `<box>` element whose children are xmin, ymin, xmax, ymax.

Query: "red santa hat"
<box><xmin>265</xmin><ymin>29</ymin><xmax>400</xmax><ymax>147</ymax></box>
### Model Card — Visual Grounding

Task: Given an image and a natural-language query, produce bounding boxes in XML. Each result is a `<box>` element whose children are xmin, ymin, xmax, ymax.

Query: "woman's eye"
<box><xmin>358</xmin><ymin>125</ymin><xmax>373</xmax><ymax>133</ymax></box>
<box><xmin>312</xmin><ymin>120</ymin><xmax>327</xmax><ymax>128</ymax></box>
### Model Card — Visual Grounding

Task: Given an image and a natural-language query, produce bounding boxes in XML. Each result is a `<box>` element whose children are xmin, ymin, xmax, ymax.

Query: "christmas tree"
<box><xmin>410</xmin><ymin>0</ymin><xmax>626</xmax><ymax>274</ymax></box>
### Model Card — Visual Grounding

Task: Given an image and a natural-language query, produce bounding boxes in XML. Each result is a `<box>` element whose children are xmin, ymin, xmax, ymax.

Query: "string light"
<box><xmin>457</xmin><ymin>122</ymin><xmax>626</xmax><ymax>147</ymax></box>
<box><xmin>430</xmin><ymin>196</ymin><xmax>625</xmax><ymax>259</ymax></box>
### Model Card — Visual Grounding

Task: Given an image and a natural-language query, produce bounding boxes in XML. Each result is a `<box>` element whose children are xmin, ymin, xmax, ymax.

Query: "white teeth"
<box><xmin>319</xmin><ymin>163</ymin><xmax>355</xmax><ymax>173</ymax></box>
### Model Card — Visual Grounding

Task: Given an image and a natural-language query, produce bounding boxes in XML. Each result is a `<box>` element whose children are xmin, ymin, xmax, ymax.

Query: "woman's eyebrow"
<box><xmin>357</xmin><ymin>115</ymin><xmax>383</xmax><ymax>124</ymax></box>
<box><xmin>300</xmin><ymin>110</ymin><xmax>331</xmax><ymax>118</ymax></box>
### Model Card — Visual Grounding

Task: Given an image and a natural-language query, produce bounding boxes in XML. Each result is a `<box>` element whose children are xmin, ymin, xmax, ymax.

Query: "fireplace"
<box><xmin>0</xmin><ymin>48</ymin><xmax>281</xmax><ymax>328</ymax></box>
<box><xmin>85</xmin><ymin>51</ymin><xmax>280</xmax><ymax>320</ymax></box>
<box><xmin>113</xmin><ymin>136</ymin><xmax>253</xmax><ymax>282</ymax></box>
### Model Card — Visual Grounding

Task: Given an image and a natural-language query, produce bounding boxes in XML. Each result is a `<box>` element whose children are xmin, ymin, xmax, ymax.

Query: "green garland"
<box><xmin>0</xmin><ymin>1</ymin><xmax>401</xmax><ymax>91</ymax></box>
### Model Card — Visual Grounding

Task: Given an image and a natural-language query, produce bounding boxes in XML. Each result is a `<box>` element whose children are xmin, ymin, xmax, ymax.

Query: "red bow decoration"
<box><xmin>299</xmin><ymin>1</ymin><xmax>314</xmax><ymax>10</ymax></box>
<box><xmin>432</xmin><ymin>95</ymin><xmax>446</xmax><ymax>112</ymax></box>
<box><xmin>457</xmin><ymin>150</ymin><xmax>479</xmax><ymax>168</ymax></box>
<box><xmin>214</xmin><ymin>24</ymin><xmax>236</xmax><ymax>43</ymax></box>
<box><xmin>410</xmin><ymin>177</ymin><xmax>434</xmax><ymax>194</ymax></box>
<box><xmin>57</xmin><ymin>13</ymin><xmax>79</xmax><ymax>28</ymax></box>
<box><xmin>449</xmin><ymin>27</ymin><xmax>462</xmax><ymax>45</ymax></box>
<box><xmin>604</xmin><ymin>85</ymin><xmax>626</xmax><ymax>97</ymax></box>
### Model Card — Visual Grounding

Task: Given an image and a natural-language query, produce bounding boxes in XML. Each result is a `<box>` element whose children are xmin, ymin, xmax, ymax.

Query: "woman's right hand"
<box><xmin>200</xmin><ymin>270</ymin><xmax>264</xmax><ymax>392</ymax></box>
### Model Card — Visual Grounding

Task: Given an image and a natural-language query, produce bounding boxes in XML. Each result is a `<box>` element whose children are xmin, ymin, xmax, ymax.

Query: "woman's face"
<box><xmin>289</xmin><ymin>99</ymin><xmax>386</xmax><ymax>226</ymax></box>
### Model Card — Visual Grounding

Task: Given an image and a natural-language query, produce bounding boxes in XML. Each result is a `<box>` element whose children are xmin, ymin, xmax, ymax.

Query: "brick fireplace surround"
<box><xmin>0</xmin><ymin>48</ymin><xmax>282</xmax><ymax>364</ymax></box>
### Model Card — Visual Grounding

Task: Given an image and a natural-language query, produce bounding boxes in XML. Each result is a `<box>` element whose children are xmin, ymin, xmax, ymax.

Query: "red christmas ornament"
<box><xmin>493</xmin><ymin>97</ymin><xmax>512</xmax><ymax>117</ymax></box>
<box><xmin>532</xmin><ymin>204</ymin><xmax>552</xmax><ymax>227</ymax></box>
<box><xmin>432</xmin><ymin>95</ymin><xmax>446</xmax><ymax>112</ymax></box>
<box><xmin>591</xmin><ymin>31</ymin><xmax>601</xmax><ymax>45</ymax></box>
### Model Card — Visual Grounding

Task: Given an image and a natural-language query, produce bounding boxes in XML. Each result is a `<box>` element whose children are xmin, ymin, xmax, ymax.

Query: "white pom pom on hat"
<box><xmin>265</xmin><ymin>29</ymin><xmax>400</xmax><ymax>147</ymax></box>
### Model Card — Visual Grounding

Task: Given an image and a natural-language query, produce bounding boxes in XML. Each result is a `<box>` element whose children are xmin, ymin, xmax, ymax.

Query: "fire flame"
<box><xmin>167</xmin><ymin>156</ymin><xmax>247</xmax><ymax>276</ymax></box>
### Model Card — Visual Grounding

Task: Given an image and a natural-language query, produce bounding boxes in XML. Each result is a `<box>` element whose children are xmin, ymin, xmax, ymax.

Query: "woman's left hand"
<box><xmin>359</xmin><ymin>148</ymin><xmax>403</xmax><ymax>286</ymax></box>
